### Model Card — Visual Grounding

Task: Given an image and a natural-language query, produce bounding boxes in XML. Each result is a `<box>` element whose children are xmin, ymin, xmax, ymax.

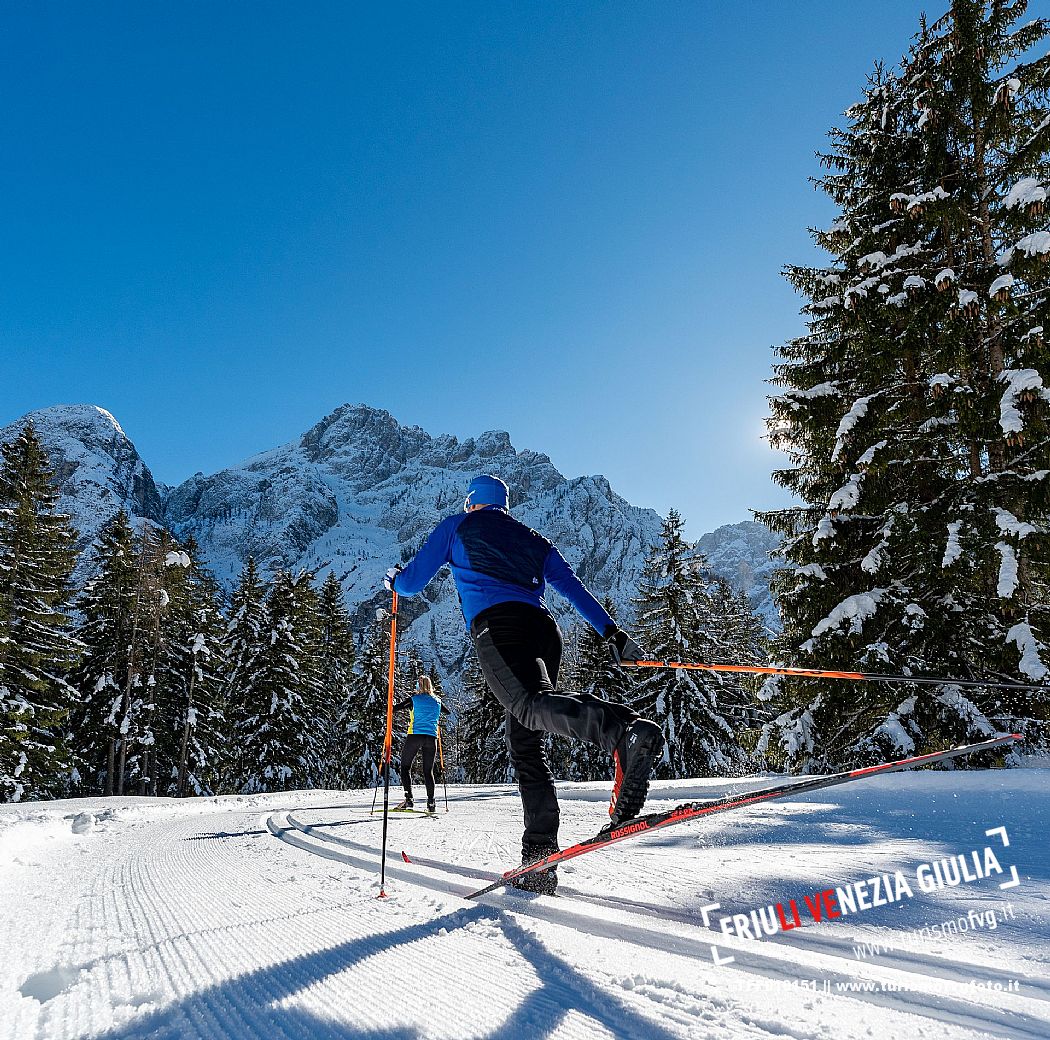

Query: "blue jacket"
<box><xmin>394</xmin><ymin>693</ymin><xmax>441</xmax><ymax>736</ymax></box>
<box><xmin>392</xmin><ymin>506</ymin><xmax>614</xmax><ymax>635</ymax></box>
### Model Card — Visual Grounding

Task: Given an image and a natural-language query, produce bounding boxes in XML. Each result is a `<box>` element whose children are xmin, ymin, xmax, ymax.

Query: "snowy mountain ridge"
<box><xmin>1</xmin><ymin>403</ymin><xmax>781</xmax><ymax>667</ymax></box>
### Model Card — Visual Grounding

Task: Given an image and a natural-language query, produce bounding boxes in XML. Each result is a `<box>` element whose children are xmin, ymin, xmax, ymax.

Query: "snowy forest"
<box><xmin>0</xmin><ymin>421</ymin><xmax>767</xmax><ymax>802</ymax></box>
<box><xmin>2</xmin><ymin>0</ymin><xmax>1048</xmax><ymax>804</ymax></box>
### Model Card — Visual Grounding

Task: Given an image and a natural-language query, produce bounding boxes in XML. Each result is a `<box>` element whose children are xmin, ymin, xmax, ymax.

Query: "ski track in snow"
<box><xmin>1</xmin><ymin>773</ymin><xmax>1048</xmax><ymax>1040</ymax></box>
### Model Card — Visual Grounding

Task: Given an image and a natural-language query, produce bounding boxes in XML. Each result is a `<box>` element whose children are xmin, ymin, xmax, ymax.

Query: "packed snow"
<box><xmin>2</xmin><ymin>768</ymin><xmax>1048</xmax><ymax>1040</ymax></box>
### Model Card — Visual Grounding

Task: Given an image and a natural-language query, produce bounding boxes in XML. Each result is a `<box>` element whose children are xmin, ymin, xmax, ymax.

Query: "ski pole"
<box><xmin>378</xmin><ymin>590</ymin><xmax>398</xmax><ymax>898</ymax></box>
<box><xmin>437</xmin><ymin>726</ymin><xmax>449</xmax><ymax>812</ymax></box>
<box><xmin>620</xmin><ymin>659</ymin><xmax>1049</xmax><ymax>694</ymax></box>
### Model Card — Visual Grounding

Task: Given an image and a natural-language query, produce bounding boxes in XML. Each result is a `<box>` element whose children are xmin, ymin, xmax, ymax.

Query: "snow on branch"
<box><xmin>1003</xmin><ymin>176</ymin><xmax>1045</xmax><ymax>211</ymax></box>
<box><xmin>1006</xmin><ymin>621</ymin><xmax>1049</xmax><ymax>681</ymax></box>
<box><xmin>999</xmin><ymin>368</ymin><xmax>1050</xmax><ymax>434</ymax></box>
<box><xmin>811</xmin><ymin>589</ymin><xmax>886</xmax><ymax>639</ymax></box>
<box><xmin>993</xmin><ymin>507</ymin><xmax>1038</xmax><ymax>540</ymax></box>
<box><xmin>831</xmin><ymin>394</ymin><xmax>876</xmax><ymax>459</ymax></box>
<box><xmin>999</xmin><ymin>231</ymin><xmax>1050</xmax><ymax>267</ymax></box>
<box><xmin>996</xmin><ymin>541</ymin><xmax>1019</xmax><ymax>598</ymax></box>
<box><xmin>942</xmin><ymin>520</ymin><xmax>963</xmax><ymax>567</ymax></box>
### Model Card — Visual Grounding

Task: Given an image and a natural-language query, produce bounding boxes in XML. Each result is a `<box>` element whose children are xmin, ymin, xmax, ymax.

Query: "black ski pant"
<box><xmin>471</xmin><ymin>602</ymin><xmax>638</xmax><ymax>851</ymax></box>
<box><xmin>401</xmin><ymin>734</ymin><xmax>437</xmax><ymax>802</ymax></box>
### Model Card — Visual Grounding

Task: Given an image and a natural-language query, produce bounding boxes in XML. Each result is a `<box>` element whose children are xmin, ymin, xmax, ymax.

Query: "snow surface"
<box><xmin>2</xmin><ymin>770</ymin><xmax>1048</xmax><ymax>1040</ymax></box>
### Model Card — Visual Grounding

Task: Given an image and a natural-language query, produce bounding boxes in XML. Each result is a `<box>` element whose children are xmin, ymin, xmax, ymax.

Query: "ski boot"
<box><xmin>510</xmin><ymin>843</ymin><xmax>559</xmax><ymax>895</ymax></box>
<box><xmin>426</xmin><ymin>798</ymin><xmax>437</xmax><ymax>814</ymax></box>
<box><xmin>393</xmin><ymin>798</ymin><xmax>414</xmax><ymax>812</ymax></box>
<box><xmin>607</xmin><ymin>719</ymin><xmax>663</xmax><ymax>828</ymax></box>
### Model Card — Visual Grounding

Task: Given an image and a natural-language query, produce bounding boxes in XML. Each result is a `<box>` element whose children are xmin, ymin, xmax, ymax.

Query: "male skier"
<box><xmin>384</xmin><ymin>473</ymin><xmax>663</xmax><ymax>893</ymax></box>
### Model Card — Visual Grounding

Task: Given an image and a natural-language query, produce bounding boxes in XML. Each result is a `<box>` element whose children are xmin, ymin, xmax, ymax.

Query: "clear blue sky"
<box><xmin>3</xmin><ymin>1</ymin><xmax>933</xmax><ymax>535</ymax></box>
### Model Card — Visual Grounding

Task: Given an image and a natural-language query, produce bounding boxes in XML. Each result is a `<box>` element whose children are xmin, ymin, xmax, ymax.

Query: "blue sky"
<box><xmin>3</xmin><ymin>1</ymin><xmax>933</xmax><ymax>535</ymax></box>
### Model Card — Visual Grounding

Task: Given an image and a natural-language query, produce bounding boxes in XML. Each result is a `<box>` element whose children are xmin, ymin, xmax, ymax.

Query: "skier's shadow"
<box><xmin>88</xmin><ymin>905</ymin><xmax>679</xmax><ymax>1040</ymax></box>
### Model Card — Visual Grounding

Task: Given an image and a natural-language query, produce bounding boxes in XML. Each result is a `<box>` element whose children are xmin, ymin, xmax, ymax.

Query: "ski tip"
<box><xmin>401</xmin><ymin>850</ymin><xmax>412</xmax><ymax>863</ymax></box>
<box><xmin>1009</xmin><ymin>733</ymin><xmax>1024</xmax><ymax>741</ymax></box>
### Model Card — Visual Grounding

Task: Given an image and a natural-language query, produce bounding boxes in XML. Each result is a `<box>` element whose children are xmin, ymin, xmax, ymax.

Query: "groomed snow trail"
<box><xmin>2</xmin><ymin>771</ymin><xmax>1048</xmax><ymax>1040</ymax></box>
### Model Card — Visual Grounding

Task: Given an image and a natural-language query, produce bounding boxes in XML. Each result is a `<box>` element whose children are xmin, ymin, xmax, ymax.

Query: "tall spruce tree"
<box><xmin>459</xmin><ymin>654</ymin><xmax>512</xmax><ymax>783</ymax></box>
<box><xmin>563</xmin><ymin>601</ymin><xmax>635</xmax><ymax>781</ymax></box>
<box><xmin>224</xmin><ymin>557</ymin><xmax>267</xmax><ymax>789</ymax></box>
<box><xmin>237</xmin><ymin>570</ymin><xmax>319</xmax><ymax>793</ymax></box>
<box><xmin>759</xmin><ymin>1</ymin><xmax>1050</xmax><ymax>770</ymax></box>
<box><xmin>340</xmin><ymin>610</ymin><xmax>392</xmax><ymax>789</ymax></box>
<box><xmin>68</xmin><ymin>510</ymin><xmax>138</xmax><ymax>794</ymax></box>
<box><xmin>633</xmin><ymin>511</ymin><xmax>746</xmax><ymax>777</ymax></box>
<box><xmin>315</xmin><ymin>573</ymin><xmax>356</xmax><ymax>787</ymax></box>
<box><xmin>0</xmin><ymin>423</ymin><xmax>80</xmax><ymax>801</ymax></box>
<box><xmin>154</xmin><ymin>539</ymin><xmax>228</xmax><ymax>796</ymax></box>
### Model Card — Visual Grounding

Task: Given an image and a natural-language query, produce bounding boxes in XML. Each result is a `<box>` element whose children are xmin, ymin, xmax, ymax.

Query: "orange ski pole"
<box><xmin>620</xmin><ymin>659</ymin><xmax>1047</xmax><ymax>693</ymax></box>
<box><xmin>378</xmin><ymin>590</ymin><xmax>398</xmax><ymax>898</ymax></box>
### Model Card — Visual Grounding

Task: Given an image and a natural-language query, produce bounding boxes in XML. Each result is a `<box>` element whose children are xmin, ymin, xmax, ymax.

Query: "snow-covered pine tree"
<box><xmin>224</xmin><ymin>556</ymin><xmax>267</xmax><ymax>789</ymax></box>
<box><xmin>315</xmin><ymin>572</ymin><xmax>356</xmax><ymax>787</ymax></box>
<box><xmin>458</xmin><ymin>653</ymin><xmax>512</xmax><ymax>783</ymax></box>
<box><xmin>633</xmin><ymin>510</ymin><xmax>746</xmax><ymax>778</ymax></box>
<box><xmin>67</xmin><ymin>510</ymin><xmax>138</xmax><ymax>794</ymax></box>
<box><xmin>563</xmin><ymin>599</ymin><xmax>635</xmax><ymax>781</ymax></box>
<box><xmin>543</xmin><ymin>624</ymin><xmax>579</xmax><ymax>780</ymax></box>
<box><xmin>154</xmin><ymin>538</ymin><xmax>228</xmax><ymax>796</ymax></box>
<box><xmin>237</xmin><ymin>569</ymin><xmax>322</xmax><ymax>793</ymax></box>
<box><xmin>759</xmin><ymin>2</ymin><xmax>1050</xmax><ymax>770</ymax></box>
<box><xmin>704</xmin><ymin>577</ymin><xmax>769</xmax><ymax>738</ymax></box>
<box><xmin>340</xmin><ymin>609</ymin><xmax>392</xmax><ymax>790</ymax></box>
<box><xmin>114</xmin><ymin>524</ymin><xmax>168</xmax><ymax>796</ymax></box>
<box><xmin>0</xmin><ymin>423</ymin><xmax>80</xmax><ymax>801</ymax></box>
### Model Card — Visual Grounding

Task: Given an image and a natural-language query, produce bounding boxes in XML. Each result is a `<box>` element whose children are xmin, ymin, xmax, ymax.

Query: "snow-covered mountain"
<box><xmin>2</xmin><ymin>403</ymin><xmax>782</xmax><ymax>660</ymax></box>
<box><xmin>163</xmin><ymin>403</ymin><xmax>663</xmax><ymax>668</ymax></box>
<box><xmin>696</xmin><ymin>520</ymin><xmax>782</xmax><ymax>632</ymax></box>
<box><xmin>0</xmin><ymin>405</ymin><xmax>165</xmax><ymax>576</ymax></box>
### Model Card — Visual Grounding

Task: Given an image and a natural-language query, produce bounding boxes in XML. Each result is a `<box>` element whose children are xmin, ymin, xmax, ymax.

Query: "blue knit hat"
<box><xmin>464</xmin><ymin>474</ymin><xmax>509</xmax><ymax>510</ymax></box>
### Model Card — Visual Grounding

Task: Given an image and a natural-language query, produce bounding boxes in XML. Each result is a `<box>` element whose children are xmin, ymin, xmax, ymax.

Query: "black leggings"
<box><xmin>471</xmin><ymin>602</ymin><xmax>637</xmax><ymax>850</ymax></box>
<box><xmin>401</xmin><ymin>734</ymin><xmax>437</xmax><ymax>801</ymax></box>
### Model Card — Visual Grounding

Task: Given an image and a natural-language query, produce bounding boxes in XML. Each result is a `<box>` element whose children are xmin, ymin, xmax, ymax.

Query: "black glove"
<box><xmin>604</xmin><ymin>626</ymin><xmax>646</xmax><ymax>665</ymax></box>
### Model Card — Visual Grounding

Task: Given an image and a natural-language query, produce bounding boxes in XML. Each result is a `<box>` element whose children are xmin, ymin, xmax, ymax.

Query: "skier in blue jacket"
<box><xmin>385</xmin><ymin>474</ymin><xmax>662</xmax><ymax>894</ymax></box>
<box><xmin>392</xmin><ymin>675</ymin><xmax>442</xmax><ymax>813</ymax></box>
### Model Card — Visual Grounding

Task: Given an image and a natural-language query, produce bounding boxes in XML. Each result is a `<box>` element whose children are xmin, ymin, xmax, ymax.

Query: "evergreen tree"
<box><xmin>704</xmin><ymin>577</ymin><xmax>769</xmax><ymax>737</ymax></box>
<box><xmin>633</xmin><ymin>511</ymin><xmax>746</xmax><ymax>777</ymax></box>
<box><xmin>237</xmin><ymin>570</ymin><xmax>319</xmax><ymax>793</ymax></box>
<box><xmin>759</xmin><ymin>1</ymin><xmax>1050</xmax><ymax>769</ymax></box>
<box><xmin>0</xmin><ymin>423</ymin><xmax>80</xmax><ymax>801</ymax></box>
<box><xmin>112</xmin><ymin>525</ymin><xmax>168</xmax><ymax>796</ymax></box>
<box><xmin>154</xmin><ymin>539</ymin><xmax>228</xmax><ymax>796</ymax></box>
<box><xmin>340</xmin><ymin>609</ymin><xmax>392</xmax><ymax>789</ymax></box>
<box><xmin>67</xmin><ymin>510</ymin><xmax>138</xmax><ymax>794</ymax></box>
<box><xmin>459</xmin><ymin>654</ymin><xmax>512</xmax><ymax>783</ymax></box>
<box><xmin>563</xmin><ymin>601</ymin><xmax>635</xmax><ymax>781</ymax></box>
<box><xmin>224</xmin><ymin>557</ymin><xmax>267</xmax><ymax>789</ymax></box>
<box><xmin>315</xmin><ymin>572</ymin><xmax>356</xmax><ymax>787</ymax></box>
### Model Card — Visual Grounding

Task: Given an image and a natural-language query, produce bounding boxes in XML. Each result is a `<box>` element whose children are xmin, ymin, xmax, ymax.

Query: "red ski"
<box><xmin>466</xmin><ymin>733</ymin><xmax>1022</xmax><ymax>899</ymax></box>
